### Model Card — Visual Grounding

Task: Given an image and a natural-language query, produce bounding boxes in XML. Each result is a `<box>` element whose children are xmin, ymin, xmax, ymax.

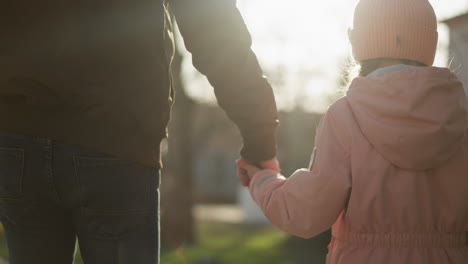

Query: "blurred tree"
<box><xmin>160</xmin><ymin>23</ymin><xmax>196</xmax><ymax>248</ymax></box>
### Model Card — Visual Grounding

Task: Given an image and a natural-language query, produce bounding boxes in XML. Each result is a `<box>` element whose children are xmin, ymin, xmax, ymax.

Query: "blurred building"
<box><xmin>189</xmin><ymin>103</ymin><xmax>323</xmax><ymax>203</ymax></box>
<box><xmin>190</xmin><ymin>104</ymin><xmax>241</xmax><ymax>203</ymax></box>
<box><xmin>443</xmin><ymin>12</ymin><xmax>468</xmax><ymax>94</ymax></box>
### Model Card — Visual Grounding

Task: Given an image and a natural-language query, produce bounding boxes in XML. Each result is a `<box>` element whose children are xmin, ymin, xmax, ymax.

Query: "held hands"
<box><xmin>236</xmin><ymin>157</ymin><xmax>280</xmax><ymax>187</ymax></box>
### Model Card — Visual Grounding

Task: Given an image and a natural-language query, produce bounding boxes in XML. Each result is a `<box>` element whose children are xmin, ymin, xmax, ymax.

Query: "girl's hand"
<box><xmin>236</xmin><ymin>159</ymin><xmax>261</xmax><ymax>179</ymax></box>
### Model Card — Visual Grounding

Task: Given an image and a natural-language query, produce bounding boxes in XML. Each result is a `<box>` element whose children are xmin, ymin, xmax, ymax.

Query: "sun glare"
<box><xmin>237</xmin><ymin>0</ymin><xmax>357</xmax><ymax>111</ymax></box>
<box><xmin>181</xmin><ymin>0</ymin><xmax>468</xmax><ymax>112</ymax></box>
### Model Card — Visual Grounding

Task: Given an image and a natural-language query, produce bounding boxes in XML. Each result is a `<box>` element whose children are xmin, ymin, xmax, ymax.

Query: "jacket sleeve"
<box><xmin>249</xmin><ymin>110</ymin><xmax>351</xmax><ymax>238</ymax></box>
<box><xmin>170</xmin><ymin>0</ymin><xmax>279</xmax><ymax>161</ymax></box>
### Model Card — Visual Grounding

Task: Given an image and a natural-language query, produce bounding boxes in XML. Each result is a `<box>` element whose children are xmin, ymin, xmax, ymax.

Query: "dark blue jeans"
<box><xmin>0</xmin><ymin>131</ymin><xmax>160</xmax><ymax>264</ymax></box>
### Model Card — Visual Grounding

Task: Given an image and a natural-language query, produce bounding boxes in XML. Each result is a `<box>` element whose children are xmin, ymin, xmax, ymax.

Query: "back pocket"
<box><xmin>73</xmin><ymin>156</ymin><xmax>157</xmax><ymax>212</ymax></box>
<box><xmin>0</xmin><ymin>148</ymin><xmax>24</xmax><ymax>199</ymax></box>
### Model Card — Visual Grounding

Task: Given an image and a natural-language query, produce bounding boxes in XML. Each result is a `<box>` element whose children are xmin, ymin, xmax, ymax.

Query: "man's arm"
<box><xmin>170</xmin><ymin>0</ymin><xmax>279</xmax><ymax>162</ymax></box>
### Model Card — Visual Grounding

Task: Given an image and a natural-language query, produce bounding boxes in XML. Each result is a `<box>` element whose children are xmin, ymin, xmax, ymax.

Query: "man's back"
<box><xmin>0</xmin><ymin>1</ymin><xmax>174</xmax><ymax>166</ymax></box>
<box><xmin>0</xmin><ymin>0</ymin><xmax>279</xmax><ymax>167</ymax></box>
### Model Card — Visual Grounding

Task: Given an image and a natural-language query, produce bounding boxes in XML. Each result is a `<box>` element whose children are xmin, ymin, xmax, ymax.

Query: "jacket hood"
<box><xmin>347</xmin><ymin>67</ymin><xmax>467</xmax><ymax>170</ymax></box>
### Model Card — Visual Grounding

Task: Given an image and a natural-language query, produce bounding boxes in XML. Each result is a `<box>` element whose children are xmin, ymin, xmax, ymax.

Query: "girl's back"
<box><xmin>239</xmin><ymin>1</ymin><xmax>468</xmax><ymax>263</ymax></box>
<box><xmin>327</xmin><ymin>66</ymin><xmax>468</xmax><ymax>263</ymax></box>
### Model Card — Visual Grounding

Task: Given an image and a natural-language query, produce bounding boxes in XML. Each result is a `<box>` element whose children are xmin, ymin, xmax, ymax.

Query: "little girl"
<box><xmin>237</xmin><ymin>0</ymin><xmax>468</xmax><ymax>263</ymax></box>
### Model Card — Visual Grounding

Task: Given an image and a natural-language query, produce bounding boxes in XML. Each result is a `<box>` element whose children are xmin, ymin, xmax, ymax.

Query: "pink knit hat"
<box><xmin>349</xmin><ymin>0</ymin><xmax>438</xmax><ymax>66</ymax></box>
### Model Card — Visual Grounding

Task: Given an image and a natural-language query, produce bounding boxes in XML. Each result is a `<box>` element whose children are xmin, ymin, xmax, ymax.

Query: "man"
<box><xmin>0</xmin><ymin>0</ymin><xmax>278</xmax><ymax>263</ymax></box>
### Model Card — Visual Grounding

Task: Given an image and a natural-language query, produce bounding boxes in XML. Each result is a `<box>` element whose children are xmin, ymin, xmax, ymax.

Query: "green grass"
<box><xmin>0</xmin><ymin>234</ymin><xmax>8</xmax><ymax>260</ymax></box>
<box><xmin>0</xmin><ymin>221</ymin><xmax>289</xmax><ymax>264</ymax></box>
<box><xmin>74</xmin><ymin>248</ymin><xmax>84</xmax><ymax>264</ymax></box>
<box><xmin>161</xmin><ymin>221</ymin><xmax>289</xmax><ymax>264</ymax></box>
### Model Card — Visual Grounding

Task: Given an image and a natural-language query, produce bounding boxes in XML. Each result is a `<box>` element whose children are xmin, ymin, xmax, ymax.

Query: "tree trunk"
<box><xmin>160</xmin><ymin>34</ymin><xmax>196</xmax><ymax>249</ymax></box>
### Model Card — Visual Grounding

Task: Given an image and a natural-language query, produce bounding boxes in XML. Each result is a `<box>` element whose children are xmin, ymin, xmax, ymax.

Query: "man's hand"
<box><xmin>258</xmin><ymin>158</ymin><xmax>280</xmax><ymax>172</ymax></box>
<box><xmin>236</xmin><ymin>157</ymin><xmax>280</xmax><ymax>187</ymax></box>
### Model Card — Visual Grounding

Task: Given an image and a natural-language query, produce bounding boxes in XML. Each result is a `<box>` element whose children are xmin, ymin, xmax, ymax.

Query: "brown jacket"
<box><xmin>0</xmin><ymin>0</ymin><xmax>279</xmax><ymax>167</ymax></box>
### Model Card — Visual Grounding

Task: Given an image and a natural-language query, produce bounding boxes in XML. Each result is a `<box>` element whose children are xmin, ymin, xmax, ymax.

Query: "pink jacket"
<box><xmin>249</xmin><ymin>67</ymin><xmax>468</xmax><ymax>264</ymax></box>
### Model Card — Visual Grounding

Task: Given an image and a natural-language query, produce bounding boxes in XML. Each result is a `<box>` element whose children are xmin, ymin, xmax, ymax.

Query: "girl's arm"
<box><xmin>248</xmin><ymin>110</ymin><xmax>351</xmax><ymax>239</ymax></box>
